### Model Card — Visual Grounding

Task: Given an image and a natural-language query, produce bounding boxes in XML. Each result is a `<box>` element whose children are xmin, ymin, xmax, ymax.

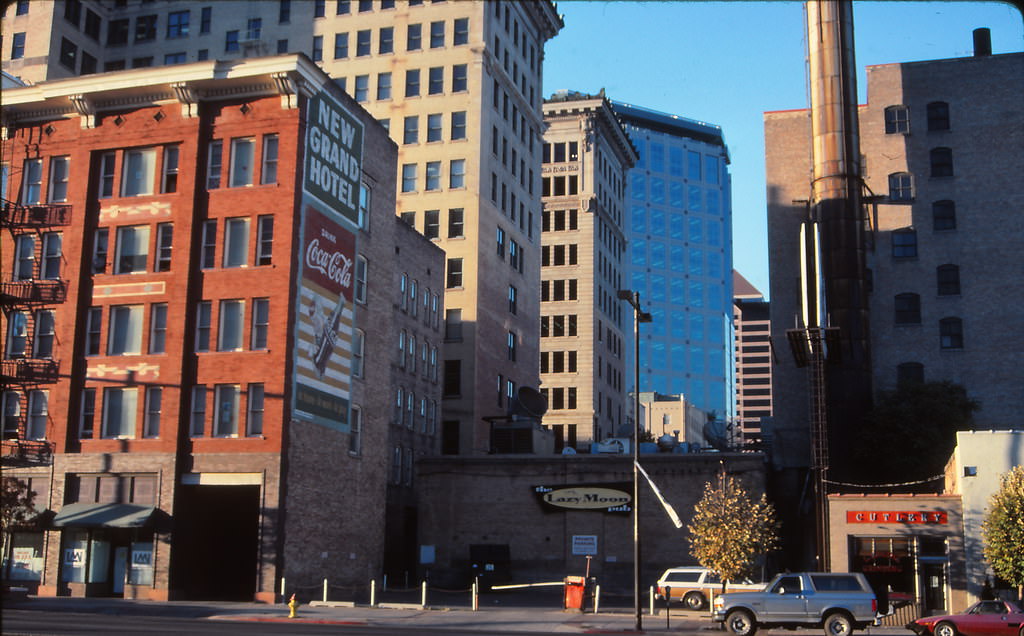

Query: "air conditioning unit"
<box><xmin>592</xmin><ymin>437</ymin><xmax>631</xmax><ymax>454</ymax></box>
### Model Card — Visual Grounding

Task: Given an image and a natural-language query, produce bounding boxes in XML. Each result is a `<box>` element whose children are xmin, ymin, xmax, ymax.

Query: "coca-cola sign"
<box><xmin>302</xmin><ymin>207</ymin><xmax>354</xmax><ymax>300</ymax></box>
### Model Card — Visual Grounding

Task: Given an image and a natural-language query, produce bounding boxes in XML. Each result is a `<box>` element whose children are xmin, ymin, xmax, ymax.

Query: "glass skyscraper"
<box><xmin>612</xmin><ymin>101</ymin><xmax>733</xmax><ymax>418</ymax></box>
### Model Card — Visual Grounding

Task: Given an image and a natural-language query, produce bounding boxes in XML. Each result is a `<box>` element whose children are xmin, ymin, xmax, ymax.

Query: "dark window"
<box><xmin>279</xmin><ymin>0</ymin><xmax>291</xmax><ymax>23</ymax></box>
<box><xmin>446</xmin><ymin>258</ymin><xmax>462</xmax><ymax>288</ymax></box>
<box><xmin>937</xmin><ymin>264</ymin><xmax>960</xmax><ymax>296</ymax></box>
<box><xmin>358</xmin><ymin>0</ymin><xmax>373</xmax><ymax>11</ymax></box>
<box><xmin>884</xmin><ymin>105</ymin><xmax>910</xmax><ymax>134</ymax></box>
<box><xmin>334</xmin><ymin>33</ymin><xmax>348</xmax><ymax>58</ymax></box>
<box><xmin>443</xmin><ymin>360</ymin><xmax>461</xmax><ymax>396</ymax></box>
<box><xmin>927</xmin><ymin>101</ymin><xmax>950</xmax><ymax>131</ymax></box>
<box><xmin>888</xmin><ymin>172</ymin><xmax>913</xmax><ymax>201</ymax></box>
<box><xmin>892</xmin><ymin>230</ymin><xmax>917</xmax><ymax>258</ymax></box>
<box><xmin>894</xmin><ymin>293</ymin><xmax>921</xmax><ymax>324</ymax></box>
<box><xmin>405</xmin><ymin>69</ymin><xmax>420</xmax><ymax>97</ymax></box>
<box><xmin>407</xmin><ymin>23</ymin><xmax>421</xmax><ymax>50</ymax></box>
<box><xmin>454</xmin><ymin>17</ymin><xmax>469</xmax><ymax>45</ymax></box>
<box><xmin>428</xmin><ymin>66</ymin><xmax>443</xmax><ymax>94</ymax></box>
<box><xmin>135</xmin><ymin>15</ymin><xmax>157</xmax><ymax>42</ymax></box>
<box><xmin>932</xmin><ymin>200</ymin><xmax>957</xmax><ymax>231</ymax></box>
<box><xmin>108</xmin><ymin>19</ymin><xmax>129</xmax><ymax>46</ymax></box>
<box><xmin>939</xmin><ymin>317</ymin><xmax>963</xmax><ymax>349</ymax></box>
<box><xmin>452</xmin><ymin>64</ymin><xmax>467</xmax><ymax>91</ymax></box>
<box><xmin>336</xmin><ymin>0</ymin><xmax>350</xmax><ymax>15</ymax></box>
<box><xmin>84</xmin><ymin>10</ymin><xmax>101</xmax><ymax>40</ymax></box>
<box><xmin>16</xmin><ymin>0</ymin><xmax>29</xmax><ymax>15</ymax></box>
<box><xmin>225</xmin><ymin>30</ymin><xmax>239</xmax><ymax>52</ymax></box>
<box><xmin>64</xmin><ymin>0</ymin><xmax>82</xmax><ymax>26</ymax></box>
<box><xmin>451</xmin><ymin>111</ymin><xmax>466</xmax><ymax>140</ymax></box>
<box><xmin>379</xmin><ymin>26</ymin><xmax>393</xmax><ymax>53</ymax></box>
<box><xmin>356</xmin><ymin>29</ymin><xmax>370</xmax><ymax>55</ymax></box>
<box><xmin>59</xmin><ymin>37</ymin><xmax>78</xmax><ymax>70</ymax></box>
<box><xmin>200</xmin><ymin>7</ymin><xmax>212</xmax><ymax>33</ymax></box>
<box><xmin>314</xmin><ymin>0</ymin><xmax>326</xmax><ymax>18</ymax></box>
<box><xmin>311</xmin><ymin>35</ymin><xmax>323</xmax><ymax>61</ymax></box>
<box><xmin>430</xmin><ymin>20</ymin><xmax>444</xmax><ymax>47</ymax></box>
<box><xmin>277</xmin><ymin>39</ymin><xmax>288</xmax><ymax>54</ymax></box>
<box><xmin>80</xmin><ymin>52</ymin><xmax>97</xmax><ymax>74</ymax></box>
<box><xmin>167</xmin><ymin>11</ymin><xmax>189</xmax><ymax>38</ymax></box>
<box><xmin>448</xmin><ymin>208</ymin><xmax>464</xmax><ymax>238</ymax></box>
<box><xmin>10</xmin><ymin>32</ymin><xmax>26</xmax><ymax>59</ymax></box>
<box><xmin>424</xmin><ymin>210</ymin><xmax>439</xmax><ymax>238</ymax></box>
<box><xmin>930</xmin><ymin>147</ymin><xmax>954</xmax><ymax>178</ymax></box>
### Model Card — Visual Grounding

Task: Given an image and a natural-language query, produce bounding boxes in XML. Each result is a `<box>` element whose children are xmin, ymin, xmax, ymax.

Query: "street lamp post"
<box><xmin>617</xmin><ymin>289</ymin><xmax>652</xmax><ymax>632</ymax></box>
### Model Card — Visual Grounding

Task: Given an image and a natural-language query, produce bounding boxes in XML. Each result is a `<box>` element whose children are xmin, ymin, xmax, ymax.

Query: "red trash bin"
<box><xmin>564</xmin><ymin>575</ymin><xmax>586</xmax><ymax>610</ymax></box>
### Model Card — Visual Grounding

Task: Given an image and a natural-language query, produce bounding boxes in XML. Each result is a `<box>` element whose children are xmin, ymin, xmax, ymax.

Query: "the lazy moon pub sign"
<box><xmin>534</xmin><ymin>483</ymin><xmax>633</xmax><ymax>514</ymax></box>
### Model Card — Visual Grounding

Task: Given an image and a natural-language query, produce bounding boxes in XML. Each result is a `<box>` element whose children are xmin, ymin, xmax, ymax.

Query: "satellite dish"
<box><xmin>511</xmin><ymin>387</ymin><xmax>548</xmax><ymax>418</ymax></box>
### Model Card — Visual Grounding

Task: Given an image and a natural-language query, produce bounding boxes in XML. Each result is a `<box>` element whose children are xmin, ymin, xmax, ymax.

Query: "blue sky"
<box><xmin>542</xmin><ymin>1</ymin><xmax>1024</xmax><ymax>296</ymax></box>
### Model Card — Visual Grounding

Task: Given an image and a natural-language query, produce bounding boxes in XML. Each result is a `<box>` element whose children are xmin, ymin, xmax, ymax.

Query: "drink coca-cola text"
<box><xmin>306</xmin><ymin>238</ymin><xmax>353</xmax><ymax>290</ymax></box>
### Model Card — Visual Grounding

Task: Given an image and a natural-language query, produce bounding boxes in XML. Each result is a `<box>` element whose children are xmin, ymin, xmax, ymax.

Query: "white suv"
<box><xmin>655</xmin><ymin>566</ymin><xmax>763</xmax><ymax>611</ymax></box>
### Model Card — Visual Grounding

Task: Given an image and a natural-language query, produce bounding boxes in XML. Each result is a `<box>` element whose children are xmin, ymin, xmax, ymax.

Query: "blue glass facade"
<box><xmin>612</xmin><ymin>101</ymin><xmax>733</xmax><ymax>417</ymax></box>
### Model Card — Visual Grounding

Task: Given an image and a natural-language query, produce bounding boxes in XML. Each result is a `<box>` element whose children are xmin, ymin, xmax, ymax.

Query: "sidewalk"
<box><xmin>3</xmin><ymin>594</ymin><xmax>915</xmax><ymax>634</ymax></box>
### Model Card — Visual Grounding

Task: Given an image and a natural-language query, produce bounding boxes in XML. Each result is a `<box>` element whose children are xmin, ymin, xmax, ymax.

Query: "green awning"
<box><xmin>51</xmin><ymin>503</ymin><xmax>155</xmax><ymax>529</ymax></box>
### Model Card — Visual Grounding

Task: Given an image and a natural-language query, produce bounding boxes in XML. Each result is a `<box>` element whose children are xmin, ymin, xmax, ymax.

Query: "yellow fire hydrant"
<box><xmin>288</xmin><ymin>593</ymin><xmax>299</xmax><ymax>618</ymax></box>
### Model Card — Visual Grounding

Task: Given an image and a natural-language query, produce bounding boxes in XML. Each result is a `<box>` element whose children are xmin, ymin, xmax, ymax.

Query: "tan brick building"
<box><xmin>1</xmin><ymin>55</ymin><xmax>444</xmax><ymax>600</ymax></box>
<box><xmin>732</xmin><ymin>270</ymin><xmax>771</xmax><ymax>446</ymax></box>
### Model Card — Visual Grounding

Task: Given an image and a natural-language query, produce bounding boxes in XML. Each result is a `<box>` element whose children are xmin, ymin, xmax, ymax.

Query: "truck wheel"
<box><xmin>824</xmin><ymin>611</ymin><xmax>854</xmax><ymax>636</ymax></box>
<box><xmin>935</xmin><ymin>622</ymin><xmax>959</xmax><ymax>636</ymax></box>
<box><xmin>684</xmin><ymin>591</ymin><xmax>707</xmax><ymax>611</ymax></box>
<box><xmin>725</xmin><ymin>609</ymin><xmax>757</xmax><ymax>636</ymax></box>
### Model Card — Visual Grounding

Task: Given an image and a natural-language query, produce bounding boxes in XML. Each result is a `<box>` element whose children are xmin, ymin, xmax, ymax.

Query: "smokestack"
<box><xmin>973</xmin><ymin>28</ymin><xmax>992</xmax><ymax>56</ymax></box>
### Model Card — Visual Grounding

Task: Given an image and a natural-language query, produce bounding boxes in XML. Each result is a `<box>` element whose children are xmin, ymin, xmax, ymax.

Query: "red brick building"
<box><xmin>1</xmin><ymin>55</ymin><xmax>441</xmax><ymax>601</ymax></box>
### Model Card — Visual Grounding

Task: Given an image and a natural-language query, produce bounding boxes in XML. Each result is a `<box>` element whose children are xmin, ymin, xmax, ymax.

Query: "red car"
<box><xmin>908</xmin><ymin>600</ymin><xmax>1024</xmax><ymax>636</ymax></box>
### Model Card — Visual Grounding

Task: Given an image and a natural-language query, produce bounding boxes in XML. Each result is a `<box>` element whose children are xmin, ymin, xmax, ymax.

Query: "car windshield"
<box><xmin>970</xmin><ymin>601</ymin><xmax>1008</xmax><ymax>615</ymax></box>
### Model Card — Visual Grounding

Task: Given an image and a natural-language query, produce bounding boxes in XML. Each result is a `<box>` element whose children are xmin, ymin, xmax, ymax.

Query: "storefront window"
<box><xmin>4</xmin><ymin>532</ymin><xmax>43</xmax><ymax>581</ymax></box>
<box><xmin>852</xmin><ymin>536</ymin><xmax>914</xmax><ymax>608</ymax></box>
<box><xmin>88</xmin><ymin>536</ymin><xmax>110</xmax><ymax>583</ymax></box>
<box><xmin>128</xmin><ymin>541</ymin><xmax>154</xmax><ymax>585</ymax></box>
<box><xmin>61</xmin><ymin>530</ymin><xmax>89</xmax><ymax>582</ymax></box>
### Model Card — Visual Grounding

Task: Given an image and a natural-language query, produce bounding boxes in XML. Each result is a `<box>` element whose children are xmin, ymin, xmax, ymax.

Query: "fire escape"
<box><xmin>1</xmin><ymin>198</ymin><xmax>71</xmax><ymax>466</ymax></box>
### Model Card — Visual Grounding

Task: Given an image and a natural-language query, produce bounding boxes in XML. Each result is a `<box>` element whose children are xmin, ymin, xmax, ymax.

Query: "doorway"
<box><xmin>920</xmin><ymin>560</ymin><xmax>947</xmax><ymax>614</ymax></box>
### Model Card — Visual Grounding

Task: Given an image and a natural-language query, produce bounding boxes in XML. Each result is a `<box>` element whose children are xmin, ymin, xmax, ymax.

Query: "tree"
<box><xmin>982</xmin><ymin>465</ymin><xmax>1024</xmax><ymax>599</ymax></box>
<box><xmin>1</xmin><ymin>477</ymin><xmax>38</xmax><ymax>562</ymax></box>
<box><xmin>850</xmin><ymin>380</ymin><xmax>979</xmax><ymax>484</ymax></box>
<box><xmin>687</xmin><ymin>471</ymin><xmax>779</xmax><ymax>591</ymax></box>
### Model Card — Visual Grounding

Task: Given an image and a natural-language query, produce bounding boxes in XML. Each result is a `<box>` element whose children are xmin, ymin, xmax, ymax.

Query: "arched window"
<box><xmin>932</xmin><ymin>200</ymin><xmax>956</xmax><ymax>231</ymax></box>
<box><xmin>892</xmin><ymin>229</ymin><xmax>918</xmax><ymax>258</ymax></box>
<box><xmin>888</xmin><ymin>172</ymin><xmax>914</xmax><ymax>201</ymax></box>
<box><xmin>937</xmin><ymin>265</ymin><xmax>960</xmax><ymax>296</ymax></box>
<box><xmin>939</xmin><ymin>317</ymin><xmax>963</xmax><ymax>349</ymax></box>
<box><xmin>894</xmin><ymin>293</ymin><xmax>921</xmax><ymax>324</ymax></box>
<box><xmin>927</xmin><ymin>101</ymin><xmax>950</xmax><ymax>131</ymax></box>
<box><xmin>884</xmin><ymin>105</ymin><xmax>910</xmax><ymax>134</ymax></box>
<box><xmin>930</xmin><ymin>147</ymin><xmax>954</xmax><ymax>178</ymax></box>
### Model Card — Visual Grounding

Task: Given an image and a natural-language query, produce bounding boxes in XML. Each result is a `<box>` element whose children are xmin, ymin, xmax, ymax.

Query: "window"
<box><xmin>261</xmin><ymin>135</ymin><xmax>278</xmax><ymax>185</ymax></box>
<box><xmin>424</xmin><ymin>210</ymin><xmax>439</xmax><ymax>238</ymax></box>
<box><xmin>352</xmin><ymin>329</ymin><xmax>365</xmax><ymax>377</ymax></box>
<box><xmin>190</xmin><ymin>386</ymin><xmax>207</xmax><ymax>436</ymax></box>
<box><xmin>251</xmin><ymin>298</ymin><xmax>269</xmax><ymax>349</ymax></box>
<box><xmin>41</xmin><ymin>233</ymin><xmax>62</xmax><ymax>279</ymax></box>
<box><xmin>448</xmin><ymin>159</ymin><xmax>465</xmax><ymax>189</ymax></box>
<box><xmin>428</xmin><ymin>66</ymin><xmax>443</xmax><ymax>94</ymax></box>
<box><xmin>884</xmin><ymin>105</ymin><xmax>909</xmax><ymax>134</ymax></box>
<box><xmin>454</xmin><ymin>17</ymin><xmax>469</xmax><ymax>45</ymax></box>
<box><xmin>225</xmin><ymin>30</ymin><xmax>239</xmax><ymax>53</ymax></box>
<box><xmin>379</xmin><ymin>26</ymin><xmax>393</xmax><ymax>53</ymax></box>
<box><xmin>85</xmin><ymin>307</ymin><xmax>102</xmax><ymax>356</ymax></box>
<box><xmin>200</xmin><ymin>220</ymin><xmax>217</xmax><ymax>268</ymax></box>
<box><xmin>930</xmin><ymin>147</ymin><xmax>954</xmax><ymax>178</ymax></box>
<box><xmin>279</xmin><ymin>0</ymin><xmax>291</xmax><ymax>23</ymax></box>
<box><xmin>14</xmin><ymin>235</ymin><xmax>34</xmax><ymax>280</ymax></box>
<box><xmin>427</xmin><ymin>113</ymin><xmax>442</xmax><ymax>142</ymax></box>
<box><xmin>164</xmin><ymin>53</ymin><xmax>187</xmax><ymax>67</ymax></box>
<box><xmin>80</xmin><ymin>52</ymin><xmax>98</xmax><ymax>75</ymax></box>
<box><xmin>20</xmin><ymin>158</ymin><xmax>42</xmax><ymax>204</ymax></box>
<box><xmin>452</xmin><ymin>64</ymin><xmax>467</xmax><ymax>92</ymax></box>
<box><xmin>214</xmin><ymin>385</ymin><xmax>240</xmax><ymax>436</ymax></box>
<box><xmin>218</xmin><ymin>299</ymin><xmax>245</xmax><ymax>351</ymax></box>
<box><xmin>335</xmin><ymin>0</ymin><xmax>349</xmax><ymax>15</ymax></box>
<box><xmin>200</xmin><ymin>7</ymin><xmax>212</xmax><ymax>33</ymax></box>
<box><xmin>334</xmin><ymin>32</ymin><xmax>349</xmax><ymax>58</ymax></box>
<box><xmin>443</xmin><ymin>360</ymin><xmax>461</xmax><ymax>396</ymax></box>
<box><xmin>403</xmin><ymin>116</ymin><xmax>419</xmax><ymax>144</ymax></box>
<box><xmin>892</xmin><ymin>230</ymin><xmax>917</xmax><ymax>259</ymax></box>
<box><xmin>247</xmin><ymin>384</ymin><xmax>264</xmax><ymax>436</ymax></box>
<box><xmin>927</xmin><ymin>101</ymin><xmax>950</xmax><ymax>131</ymax></box>
<box><xmin>98</xmin><ymin>153</ymin><xmax>116</xmax><ymax>199</ymax></box>
<box><xmin>888</xmin><ymin>172</ymin><xmax>913</xmax><ymax>201</ymax></box>
<box><xmin>353</xmin><ymin>75</ymin><xmax>369</xmax><ymax>102</ymax></box>
<box><xmin>445</xmin><ymin>309</ymin><xmax>462</xmax><ymax>341</ymax></box>
<box><xmin>246</xmin><ymin>17</ymin><xmax>262</xmax><ymax>41</ymax></box>
<box><xmin>377</xmin><ymin>72</ymin><xmax>392</xmax><ymax>100</ymax></box>
<box><xmin>897</xmin><ymin>362</ymin><xmax>925</xmax><ymax>385</ymax></box>
<box><xmin>149</xmin><ymin>303</ymin><xmax>167</xmax><ymax>354</ymax></box>
<box><xmin>162</xmin><ymin>146</ymin><xmax>179</xmax><ymax>193</ymax></box>
<box><xmin>59</xmin><ymin>37</ymin><xmax>78</xmax><ymax>70</ymax></box>
<box><xmin>223</xmin><ymin>218</ymin><xmax>250</xmax><ymax>268</ymax></box>
<box><xmin>401</xmin><ymin>164</ymin><xmax>417</xmax><ymax>192</ymax></box>
<box><xmin>122</xmin><ymin>147</ymin><xmax>156</xmax><ymax>196</ymax></box>
<box><xmin>356</xmin><ymin>29</ymin><xmax>371</xmax><ymax>56</ymax></box>
<box><xmin>49</xmin><ymin>157</ymin><xmax>70</xmax><ymax>202</ymax></box>
<box><xmin>508</xmin><ymin>285</ymin><xmax>517</xmax><ymax>314</ymax></box>
<box><xmin>932</xmin><ymin>200</ymin><xmax>956</xmax><ymax>231</ymax></box>
<box><xmin>429</xmin><ymin>20</ymin><xmax>445</xmax><ymax>48</ymax></box>
<box><xmin>348</xmin><ymin>405</ymin><xmax>362</xmax><ymax>455</ymax></box>
<box><xmin>32</xmin><ymin>310</ymin><xmax>54</xmax><ymax>358</ymax></box>
<box><xmin>496</xmin><ymin>227</ymin><xmax>505</xmax><ymax>257</ymax></box>
<box><xmin>448</xmin><ymin>208</ymin><xmax>464</xmax><ymax>238</ymax></box>
<box><xmin>937</xmin><ymin>264</ymin><xmax>960</xmax><ymax>296</ymax></box>
<box><xmin>11</xmin><ymin>33</ymin><xmax>26</xmax><ymax>60</ymax></box>
<box><xmin>115</xmin><ymin>226</ymin><xmax>149</xmax><ymax>274</ymax></box>
<box><xmin>108</xmin><ymin>19</ymin><xmax>129</xmax><ymax>46</ymax></box>
<box><xmin>155</xmin><ymin>223</ymin><xmax>172</xmax><ymax>272</ymax></box>
<box><xmin>405</xmin><ymin>69</ymin><xmax>420</xmax><ymax>97</ymax></box>
<box><xmin>195</xmin><ymin>301</ymin><xmax>211</xmax><ymax>351</ymax></box>
<box><xmin>357</xmin><ymin>183</ymin><xmax>370</xmax><ymax>230</ymax></box>
<box><xmin>256</xmin><ymin>215</ymin><xmax>274</xmax><ymax>265</ymax></box>
<box><xmin>5</xmin><ymin>311</ymin><xmax>28</xmax><ymax>358</ymax></box>
<box><xmin>207</xmin><ymin>141</ymin><xmax>223</xmax><ymax>189</ymax></box>
<box><xmin>894</xmin><ymin>293</ymin><xmax>921</xmax><ymax>324</ymax></box>
<box><xmin>2</xmin><ymin>392</ymin><xmax>21</xmax><ymax>440</ymax></box>
<box><xmin>311</xmin><ymin>35</ymin><xmax>323</xmax><ymax>61</ymax></box>
<box><xmin>451</xmin><ymin>111</ymin><xmax>466</xmax><ymax>140</ymax></box>
<box><xmin>354</xmin><ymin>256</ymin><xmax>367</xmax><ymax>303</ymax></box>
<box><xmin>425</xmin><ymin>161</ymin><xmax>441</xmax><ymax>190</ymax></box>
<box><xmin>230</xmin><ymin>138</ymin><xmax>255</xmax><ymax>187</ymax></box>
<box><xmin>407</xmin><ymin>23</ymin><xmax>421</xmax><ymax>50</ymax></box>
<box><xmin>939</xmin><ymin>317</ymin><xmax>963</xmax><ymax>349</ymax></box>
<box><xmin>358</xmin><ymin>0</ymin><xmax>373</xmax><ymax>11</ymax></box>
<box><xmin>108</xmin><ymin>305</ymin><xmax>143</xmax><ymax>354</ymax></box>
<box><xmin>134</xmin><ymin>14</ymin><xmax>156</xmax><ymax>42</ymax></box>
<box><xmin>144</xmin><ymin>387</ymin><xmax>161</xmax><ymax>438</ymax></box>
<box><xmin>102</xmin><ymin>387</ymin><xmax>136</xmax><ymax>438</ymax></box>
<box><xmin>167</xmin><ymin>11</ymin><xmax>189</xmax><ymax>38</ymax></box>
<box><xmin>447</xmin><ymin>258</ymin><xmax>463</xmax><ymax>288</ymax></box>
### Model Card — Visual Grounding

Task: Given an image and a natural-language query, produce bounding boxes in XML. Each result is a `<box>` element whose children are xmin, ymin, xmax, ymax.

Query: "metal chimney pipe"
<box><xmin>973</xmin><ymin>28</ymin><xmax>992</xmax><ymax>56</ymax></box>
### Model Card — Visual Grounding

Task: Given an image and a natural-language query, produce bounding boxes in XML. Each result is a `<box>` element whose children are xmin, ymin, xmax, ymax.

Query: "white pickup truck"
<box><xmin>712</xmin><ymin>572</ymin><xmax>879</xmax><ymax>636</ymax></box>
<box><xmin>655</xmin><ymin>566</ymin><xmax>764</xmax><ymax>611</ymax></box>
